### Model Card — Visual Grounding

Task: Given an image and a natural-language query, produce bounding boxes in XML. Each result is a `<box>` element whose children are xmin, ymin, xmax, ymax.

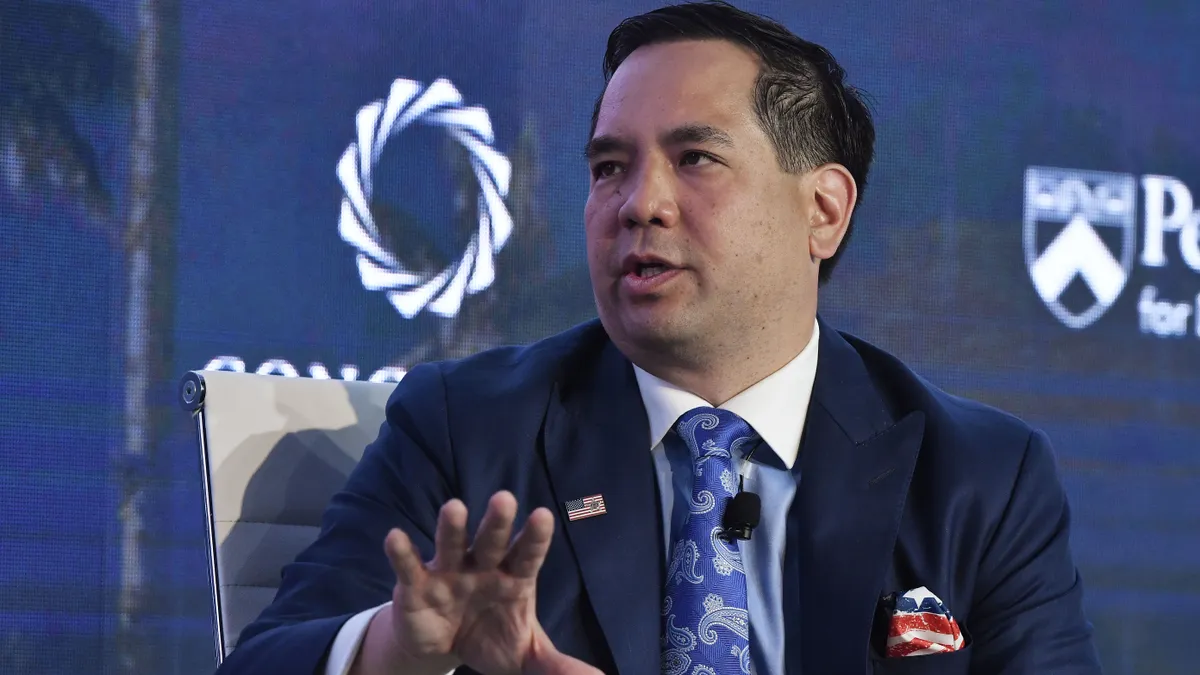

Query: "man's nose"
<box><xmin>616</xmin><ymin>160</ymin><xmax>679</xmax><ymax>228</ymax></box>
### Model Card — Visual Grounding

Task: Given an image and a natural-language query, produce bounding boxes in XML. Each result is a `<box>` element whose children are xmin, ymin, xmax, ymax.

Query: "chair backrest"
<box><xmin>179</xmin><ymin>370</ymin><xmax>395</xmax><ymax>661</ymax></box>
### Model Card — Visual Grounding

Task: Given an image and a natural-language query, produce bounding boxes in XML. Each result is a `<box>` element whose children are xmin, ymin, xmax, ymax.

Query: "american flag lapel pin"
<box><xmin>565</xmin><ymin>494</ymin><xmax>606</xmax><ymax>521</ymax></box>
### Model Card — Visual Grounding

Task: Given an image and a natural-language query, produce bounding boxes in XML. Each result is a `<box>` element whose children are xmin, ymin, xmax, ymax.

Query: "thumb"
<box><xmin>523</xmin><ymin>624</ymin><xmax>604</xmax><ymax>675</ymax></box>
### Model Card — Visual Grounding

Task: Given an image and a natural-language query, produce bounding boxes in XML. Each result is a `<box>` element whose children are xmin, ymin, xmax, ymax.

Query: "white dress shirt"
<box><xmin>322</xmin><ymin>321</ymin><xmax>819</xmax><ymax>675</ymax></box>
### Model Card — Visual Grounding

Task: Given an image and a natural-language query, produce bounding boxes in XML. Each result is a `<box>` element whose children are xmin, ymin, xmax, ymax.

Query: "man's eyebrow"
<box><xmin>584</xmin><ymin>135</ymin><xmax>628</xmax><ymax>161</ymax></box>
<box><xmin>663</xmin><ymin>124</ymin><xmax>734</xmax><ymax>149</ymax></box>
<box><xmin>584</xmin><ymin>124</ymin><xmax>735</xmax><ymax>161</ymax></box>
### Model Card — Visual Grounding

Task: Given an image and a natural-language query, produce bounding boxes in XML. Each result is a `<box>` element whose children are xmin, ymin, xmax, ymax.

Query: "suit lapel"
<box><xmin>543</xmin><ymin>337</ymin><xmax>662</xmax><ymax>675</ymax></box>
<box><xmin>785</xmin><ymin>318</ymin><xmax>925</xmax><ymax>674</ymax></box>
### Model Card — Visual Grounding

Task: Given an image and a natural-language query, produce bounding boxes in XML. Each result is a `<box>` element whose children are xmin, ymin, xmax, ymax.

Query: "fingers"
<box><xmin>502</xmin><ymin>507</ymin><xmax>555</xmax><ymax>579</ymax></box>
<box><xmin>432</xmin><ymin>499</ymin><xmax>469</xmax><ymax>571</ymax></box>
<box><xmin>384</xmin><ymin>528</ymin><xmax>427</xmax><ymax>588</ymax></box>
<box><xmin>399</xmin><ymin>492</ymin><xmax>551</xmax><ymax>578</ymax></box>
<box><xmin>468</xmin><ymin>491</ymin><xmax>518</xmax><ymax>568</ymax></box>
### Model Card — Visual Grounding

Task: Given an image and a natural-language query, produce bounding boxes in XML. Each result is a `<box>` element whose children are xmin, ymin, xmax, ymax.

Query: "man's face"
<box><xmin>585</xmin><ymin>39</ymin><xmax>814</xmax><ymax>362</ymax></box>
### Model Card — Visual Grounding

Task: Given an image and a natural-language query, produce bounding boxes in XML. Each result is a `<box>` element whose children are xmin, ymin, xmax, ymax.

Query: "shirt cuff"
<box><xmin>323</xmin><ymin>602</ymin><xmax>391</xmax><ymax>675</ymax></box>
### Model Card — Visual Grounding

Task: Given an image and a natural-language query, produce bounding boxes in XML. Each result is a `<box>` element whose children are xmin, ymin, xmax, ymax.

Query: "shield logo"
<box><xmin>1023</xmin><ymin>167</ymin><xmax>1137</xmax><ymax>329</ymax></box>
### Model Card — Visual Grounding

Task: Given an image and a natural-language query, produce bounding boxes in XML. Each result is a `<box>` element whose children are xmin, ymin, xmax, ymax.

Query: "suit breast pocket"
<box><xmin>870</xmin><ymin>644</ymin><xmax>972</xmax><ymax>675</ymax></box>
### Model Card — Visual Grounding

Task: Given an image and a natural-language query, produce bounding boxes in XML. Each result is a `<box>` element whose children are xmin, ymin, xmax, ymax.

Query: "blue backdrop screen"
<box><xmin>1</xmin><ymin>1</ymin><xmax>1197</xmax><ymax>672</ymax></box>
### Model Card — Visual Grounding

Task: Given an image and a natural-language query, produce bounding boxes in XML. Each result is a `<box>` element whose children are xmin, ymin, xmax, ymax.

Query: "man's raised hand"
<box><xmin>350</xmin><ymin>491</ymin><xmax>602</xmax><ymax>675</ymax></box>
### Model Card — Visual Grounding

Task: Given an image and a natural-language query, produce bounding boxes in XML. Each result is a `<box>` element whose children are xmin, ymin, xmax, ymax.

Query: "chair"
<box><xmin>179</xmin><ymin>370</ymin><xmax>395</xmax><ymax>662</ymax></box>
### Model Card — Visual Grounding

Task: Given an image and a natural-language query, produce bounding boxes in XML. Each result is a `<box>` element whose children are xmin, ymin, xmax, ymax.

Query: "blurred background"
<box><xmin>2</xmin><ymin>0</ymin><xmax>1198</xmax><ymax>672</ymax></box>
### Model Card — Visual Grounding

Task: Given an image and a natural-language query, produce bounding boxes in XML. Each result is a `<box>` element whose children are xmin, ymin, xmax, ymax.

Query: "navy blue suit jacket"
<box><xmin>217</xmin><ymin>318</ymin><xmax>1102</xmax><ymax>674</ymax></box>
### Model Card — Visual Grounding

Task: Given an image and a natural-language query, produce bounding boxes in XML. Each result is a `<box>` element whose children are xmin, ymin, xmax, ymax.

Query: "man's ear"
<box><xmin>807</xmin><ymin>164</ymin><xmax>857</xmax><ymax>262</ymax></box>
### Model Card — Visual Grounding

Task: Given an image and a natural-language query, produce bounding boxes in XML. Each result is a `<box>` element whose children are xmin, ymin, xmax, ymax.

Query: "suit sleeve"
<box><xmin>216</xmin><ymin>363</ymin><xmax>458</xmax><ymax>675</ymax></box>
<box><xmin>968</xmin><ymin>429</ymin><xmax>1103</xmax><ymax>674</ymax></box>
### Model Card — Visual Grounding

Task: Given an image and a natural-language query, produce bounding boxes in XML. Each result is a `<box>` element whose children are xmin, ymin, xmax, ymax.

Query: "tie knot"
<box><xmin>673</xmin><ymin>407</ymin><xmax>759</xmax><ymax>465</ymax></box>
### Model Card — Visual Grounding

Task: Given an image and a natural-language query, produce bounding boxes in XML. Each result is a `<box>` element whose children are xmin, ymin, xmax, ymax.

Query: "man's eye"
<box><xmin>592</xmin><ymin>161</ymin><xmax>622</xmax><ymax>178</ymax></box>
<box><xmin>680</xmin><ymin>151</ymin><xmax>714</xmax><ymax>166</ymax></box>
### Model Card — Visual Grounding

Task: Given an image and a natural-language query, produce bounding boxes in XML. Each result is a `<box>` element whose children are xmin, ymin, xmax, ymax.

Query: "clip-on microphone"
<box><xmin>720</xmin><ymin>443</ymin><xmax>762</xmax><ymax>542</ymax></box>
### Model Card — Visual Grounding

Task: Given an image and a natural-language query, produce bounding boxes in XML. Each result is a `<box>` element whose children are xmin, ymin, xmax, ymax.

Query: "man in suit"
<box><xmin>218</xmin><ymin>2</ymin><xmax>1103</xmax><ymax>674</ymax></box>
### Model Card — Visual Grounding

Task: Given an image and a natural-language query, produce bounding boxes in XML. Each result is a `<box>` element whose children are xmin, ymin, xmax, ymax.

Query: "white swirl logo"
<box><xmin>337</xmin><ymin>78</ymin><xmax>512</xmax><ymax>318</ymax></box>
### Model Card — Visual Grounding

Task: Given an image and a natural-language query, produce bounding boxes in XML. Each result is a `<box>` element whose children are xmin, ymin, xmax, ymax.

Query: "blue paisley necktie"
<box><xmin>661</xmin><ymin>407</ymin><xmax>757</xmax><ymax>675</ymax></box>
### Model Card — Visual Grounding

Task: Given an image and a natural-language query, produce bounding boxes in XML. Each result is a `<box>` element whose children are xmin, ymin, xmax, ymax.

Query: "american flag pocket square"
<box><xmin>883</xmin><ymin>586</ymin><xmax>965</xmax><ymax>657</ymax></box>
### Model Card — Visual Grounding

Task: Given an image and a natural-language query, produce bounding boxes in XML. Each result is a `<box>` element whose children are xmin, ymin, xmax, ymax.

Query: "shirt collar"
<box><xmin>632</xmin><ymin>319</ymin><xmax>820</xmax><ymax>470</ymax></box>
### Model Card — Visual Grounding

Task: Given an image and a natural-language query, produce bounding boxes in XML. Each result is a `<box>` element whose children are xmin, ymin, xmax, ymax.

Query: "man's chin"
<box><xmin>607</xmin><ymin>310</ymin><xmax>696</xmax><ymax>351</ymax></box>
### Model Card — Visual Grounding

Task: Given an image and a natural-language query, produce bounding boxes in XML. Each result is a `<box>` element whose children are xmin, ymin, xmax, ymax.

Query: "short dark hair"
<box><xmin>591</xmin><ymin>1</ymin><xmax>875</xmax><ymax>284</ymax></box>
